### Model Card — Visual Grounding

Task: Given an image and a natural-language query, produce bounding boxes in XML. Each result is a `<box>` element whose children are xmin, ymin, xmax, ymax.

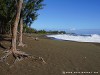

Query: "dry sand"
<box><xmin>0</xmin><ymin>34</ymin><xmax>100</xmax><ymax>75</ymax></box>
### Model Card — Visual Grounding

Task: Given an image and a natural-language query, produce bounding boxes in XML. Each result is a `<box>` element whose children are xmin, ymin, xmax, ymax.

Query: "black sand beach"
<box><xmin>0</xmin><ymin>34</ymin><xmax>100</xmax><ymax>75</ymax></box>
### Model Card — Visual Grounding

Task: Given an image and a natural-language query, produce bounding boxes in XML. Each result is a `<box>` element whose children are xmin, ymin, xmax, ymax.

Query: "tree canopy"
<box><xmin>0</xmin><ymin>0</ymin><xmax>44</xmax><ymax>34</ymax></box>
<box><xmin>0</xmin><ymin>0</ymin><xmax>45</xmax><ymax>65</ymax></box>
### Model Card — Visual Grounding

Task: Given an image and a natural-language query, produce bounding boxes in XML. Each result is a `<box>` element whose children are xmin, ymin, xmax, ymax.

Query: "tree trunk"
<box><xmin>18</xmin><ymin>17</ymin><xmax>24</xmax><ymax>46</ymax></box>
<box><xmin>9</xmin><ymin>24</ymin><xmax>12</xmax><ymax>35</ymax></box>
<box><xmin>10</xmin><ymin>0</ymin><xmax>23</xmax><ymax>51</ymax></box>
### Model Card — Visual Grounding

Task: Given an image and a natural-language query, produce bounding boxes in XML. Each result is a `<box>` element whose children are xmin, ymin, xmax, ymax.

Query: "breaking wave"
<box><xmin>47</xmin><ymin>34</ymin><xmax>100</xmax><ymax>43</ymax></box>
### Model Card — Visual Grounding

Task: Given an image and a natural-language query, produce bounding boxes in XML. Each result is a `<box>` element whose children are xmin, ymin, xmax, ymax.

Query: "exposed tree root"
<box><xmin>0</xmin><ymin>49</ymin><xmax>46</xmax><ymax>67</ymax></box>
<box><xmin>18</xmin><ymin>43</ymin><xmax>26</xmax><ymax>47</ymax></box>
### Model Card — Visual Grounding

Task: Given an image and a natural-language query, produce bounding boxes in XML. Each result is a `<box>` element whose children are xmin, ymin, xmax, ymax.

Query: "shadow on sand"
<box><xmin>0</xmin><ymin>34</ymin><xmax>11</xmax><ymax>50</ymax></box>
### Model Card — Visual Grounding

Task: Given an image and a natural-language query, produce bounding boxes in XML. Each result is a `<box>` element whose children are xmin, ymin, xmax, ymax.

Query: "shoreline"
<box><xmin>46</xmin><ymin>34</ymin><xmax>100</xmax><ymax>44</ymax></box>
<box><xmin>0</xmin><ymin>33</ymin><xmax>100</xmax><ymax>75</ymax></box>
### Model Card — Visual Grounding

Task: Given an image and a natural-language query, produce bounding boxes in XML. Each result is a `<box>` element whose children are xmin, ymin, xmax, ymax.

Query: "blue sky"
<box><xmin>31</xmin><ymin>0</ymin><xmax>100</xmax><ymax>31</ymax></box>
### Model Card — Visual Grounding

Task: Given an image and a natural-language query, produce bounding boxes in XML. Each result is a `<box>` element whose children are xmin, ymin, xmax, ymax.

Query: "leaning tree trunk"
<box><xmin>11</xmin><ymin>0</ymin><xmax>23</xmax><ymax>51</ymax></box>
<box><xmin>0</xmin><ymin>0</ymin><xmax>46</xmax><ymax>65</ymax></box>
<box><xmin>18</xmin><ymin>17</ymin><xmax>24</xmax><ymax>47</ymax></box>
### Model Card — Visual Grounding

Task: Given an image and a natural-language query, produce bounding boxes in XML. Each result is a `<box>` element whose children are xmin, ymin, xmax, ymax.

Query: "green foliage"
<box><xmin>23</xmin><ymin>0</ymin><xmax>44</xmax><ymax>26</ymax></box>
<box><xmin>36</xmin><ymin>30</ymin><xmax>66</xmax><ymax>34</ymax></box>
<box><xmin>37</xmin><ymin>30</ymin><xmax>47</xmax><ymax>34</ymax></box>
<box><xmin>0</xmin><ymin>0</ymin><xmax>16</xmax><ymax>22</ymax></box>
<box><xmin>23</xmin><ymin>24</ymin><xmax>37</xmax><ymax>33</ymax></box>
<box><xmin>0</xmin><ymin>0</ymin><xmax>44</xmax><ymax>34</ymax></box>
<box><xmin>47</xmin><ymin>31</ymin><xmax>66</xmax><ymax>34</ymax></box>
<box><xmin>0</xmin><ymin>0</ymin><xmax>16</xmax><ymax>34</ymax></box>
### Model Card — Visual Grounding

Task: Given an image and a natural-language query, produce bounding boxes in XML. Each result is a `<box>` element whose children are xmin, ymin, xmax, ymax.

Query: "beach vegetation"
<box><xmin>0</xmin><ymin>0</ymin><xmax>46</xmax><ymax>66</ymax></box>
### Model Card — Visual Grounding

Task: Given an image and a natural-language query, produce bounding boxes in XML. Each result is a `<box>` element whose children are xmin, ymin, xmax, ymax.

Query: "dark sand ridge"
<box><xmin>0</xmin><ymin>34</ymin><xmax>100</xmax><ymax>75</ymax></box>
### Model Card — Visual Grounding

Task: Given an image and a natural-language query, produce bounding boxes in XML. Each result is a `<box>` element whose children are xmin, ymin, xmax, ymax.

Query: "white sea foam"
<box><xmin>47</xmin><ymin>34</ymin><xmax>100</xmax><ymax>43</ymax></box>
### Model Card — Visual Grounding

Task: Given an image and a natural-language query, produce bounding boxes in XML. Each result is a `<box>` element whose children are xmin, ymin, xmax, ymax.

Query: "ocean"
<box><xmin>47</xmin><ymin>29</ymin><xmax>100</xmax><ymax>43</ymax></box>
